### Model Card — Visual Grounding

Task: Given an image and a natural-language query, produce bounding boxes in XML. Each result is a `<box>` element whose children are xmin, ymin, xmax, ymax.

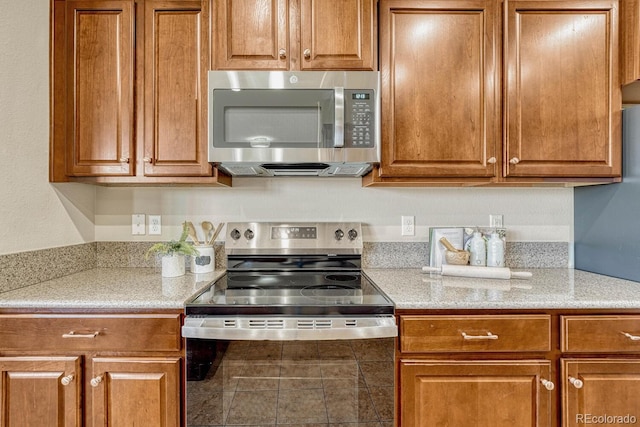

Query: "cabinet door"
<box><xmin>214</xmin><ymin>0</ymin><xmax>289</xmax><ymax>70</ymax></box>
<box><xmin>400</xmin><ymin>360</ymin><xmax>553</xmax><ymax>427</ymax></box>
<box><xmin>378</xmin><ymin>0</ymin><xmax>499</xmax><ymax>179</ymax></box>
<box><xmin>562</xmin><ymin>359</ymin><xmax>640</xmax><ymax>427</ymax></box>
<box><xmin>143</xmin><ymin>0</ymin><xmax>213</xmax><ymax>176</ymax></box>
<box><xmin>89</xmin><ymin>357</ymin><xmax>181</xmax><ymax>427</ymax></box>
<box><xmin>300</xmin><ymin>0</ymin><xmax>375</xmax><ymax>70</ymax></box>
<box><xmin>0</xmin><ymin>357</ymin><xmax>81</xmax><ymax>427</ymax></box>
<box><xmin>64</xmin><ymin>0</ymin><xmax>135</xmax><ymax>176</ymax></box>
<box><xmin>620</xmin><ymin>0</ymin><xmax>640</xmax><ymax>84</ymax></box>
<box><xmin>504</xmin><ymin>0</ymin><xmax>621</xmax><ymax>178</ymax></box>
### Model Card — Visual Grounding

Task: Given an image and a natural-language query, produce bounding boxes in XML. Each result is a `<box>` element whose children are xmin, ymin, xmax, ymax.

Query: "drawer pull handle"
<box><xmin>61</xmin><ymin>374</ymin><xmax>75</xmax><ymax>386</ymax></box>
<box><xmin>568</xmin><ymin>376</ymin><xmax>583</xmax><ymax>389</ymax></box>
<box><xmin>62</xmin><ymin>331</ymin><xmax>99</xmax><ymax>338</ymax></box>
<box><xmin>461</xmin><ymin>332</ymin><xmax>499</xmax><ymax>340</ymax></box>
<box><xmin>540</xmin><ymin>378</ymin><xmax>555</xmax><ymax>391</ymax></box>
<box><xmin>622</xmin><ymin>332</ymin><xmax>640</xmax><ymax>341</ymax></box>
<box><xmin>90</xmin><ymin>375</ymin><xmax>103</xmax><ymax>388</ymax></box>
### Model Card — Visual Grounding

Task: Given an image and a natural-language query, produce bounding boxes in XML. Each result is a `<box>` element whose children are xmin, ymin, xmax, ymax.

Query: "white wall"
<box><xmin>0</xmin><ymin>0</ymin><xmax>574</xmax><ymax>257</ymax></box>
<box><xmin>95</xmin><ymin>181</ymin><xmax>572</xmax><ymax>243</ymax></box>
<box><xmin>0</xmin><ymin>0</ymin><xmax>95</xmax><ymax>255</ymax></box>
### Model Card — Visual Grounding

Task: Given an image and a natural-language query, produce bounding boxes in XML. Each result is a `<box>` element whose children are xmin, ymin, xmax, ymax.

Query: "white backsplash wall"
<box><xmin>95</xmin><ymin>179</ymin><xmax>573</xmax><ymax>244</ymax></box>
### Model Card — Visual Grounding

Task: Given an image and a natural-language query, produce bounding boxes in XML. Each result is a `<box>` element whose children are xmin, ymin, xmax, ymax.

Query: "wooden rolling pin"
<box><xmin>422</xmin><ymin>265</ymin><xmax>532</xmax><ymax>280</ymax></box>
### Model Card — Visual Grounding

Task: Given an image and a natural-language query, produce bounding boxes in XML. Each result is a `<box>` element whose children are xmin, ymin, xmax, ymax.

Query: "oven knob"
<box><xmin>348</xmin><ymin>229</ymin><xmax>358</xmax><ymax>241</ymax></box>
<box><xmin>244</xmin><ymin>229</ymin><xmax>255</xmax><ymax>240</ymax></box>
<box><xmin>230</xmin><ymin>228</ymin><xmax>241</xmax><ymax>240</ymax></box>
<box><xmin>335</xmin><ymin>229</ymin><xmax>344</xmax><ymax>240</ymax></box>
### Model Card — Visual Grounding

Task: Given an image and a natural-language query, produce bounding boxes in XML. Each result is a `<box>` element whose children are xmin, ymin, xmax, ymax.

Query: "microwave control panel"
<box><xmin>344</xmin><ymin>89</ymin><xmax>376</xmax><ymax>148</ymax></box>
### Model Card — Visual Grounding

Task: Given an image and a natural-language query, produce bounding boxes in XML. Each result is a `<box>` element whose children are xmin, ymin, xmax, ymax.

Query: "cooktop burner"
<box><xmin>325</xmin><ymin>274</ymin><xmax>359</xmax><ymax>282</ymax></box>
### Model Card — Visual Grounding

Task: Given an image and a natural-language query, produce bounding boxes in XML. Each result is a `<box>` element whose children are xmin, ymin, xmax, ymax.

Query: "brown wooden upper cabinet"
<box><xmin>366</xmin><ymin>0</ymin><xmax>621</xmax><ymax>186</ymax></box>
<box><xmin>504</xmin><ymin>0</ymin><xmax>621</xmax><ymax>180</ymax></box>
<box><xmin>53</xmin><ymin>0</ymin><xmax>136</xmax><ymax>178</ymax></box>
<box><xmin>212</xmin><ymin>0</ymin><xmax>376</xmax><ymax>70</ymax></box>
<box><xmin>374</xmin><ymin>0</ymin><xmax>500</xmax><ymax>182</ymax></box>
<box><xmin>143</xmin><ymin>0</ymin><xmax>211</xmax><ymax>177</ymax></box>
<box><xmin>621</xmin><ymin>0</ymin><xmax>640</xmax><ymax>84</ymax></box>
<box><xmin>50</xmin><ymin>0</ymin><xmax>229</xmax><ymax>185</ymax></box>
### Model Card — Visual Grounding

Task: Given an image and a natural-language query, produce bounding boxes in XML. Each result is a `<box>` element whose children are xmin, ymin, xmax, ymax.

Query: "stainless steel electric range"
<box><xmin>183</xmin><ymin>222</ymin><xmax>397</xmax><ymax>426</ymax></box>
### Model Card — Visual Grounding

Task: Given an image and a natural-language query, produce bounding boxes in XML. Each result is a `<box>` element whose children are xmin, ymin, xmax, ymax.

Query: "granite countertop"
<box><xmin>1</xmin><ymin>267</ymin><xmax>639</xmax><ymax>311</ymax></box>
<box><xmin>365</xmin><ymin>268</ymin><xmax>640</xmax><ymax>310</ymax></box>
<box><xmin>0</xmin><ymin>268</ymin><xmax>224</xmax><ymax>310</ymax></box>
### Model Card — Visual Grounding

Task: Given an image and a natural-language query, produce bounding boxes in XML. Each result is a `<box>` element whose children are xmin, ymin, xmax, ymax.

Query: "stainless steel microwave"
<box><xmin>208</xmin><ymin>71</ymin><xmax>380</xmax><ymax>177</ymax></box>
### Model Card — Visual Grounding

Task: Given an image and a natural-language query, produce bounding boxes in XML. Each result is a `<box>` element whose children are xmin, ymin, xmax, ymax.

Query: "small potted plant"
<box><xmin>145</xmin><ymin>222</ymin><xmax>199</xmax><ymax>277</ymax></box>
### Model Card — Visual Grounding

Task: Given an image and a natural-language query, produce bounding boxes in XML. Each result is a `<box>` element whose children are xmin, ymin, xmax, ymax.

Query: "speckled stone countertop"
<box><xmin>365</xmin><ymin>268</ymin><xmax>640</xmax><ymax>310</ymax></box>
<box><xmin>1</xmin><ymin>267</ymin><xmax>639</xmax><ymax>311</ymax></box>
<box><xmin>0</xmin><ymin>268</ymin><xmax>224</xmax><ymax>310</ymax></box>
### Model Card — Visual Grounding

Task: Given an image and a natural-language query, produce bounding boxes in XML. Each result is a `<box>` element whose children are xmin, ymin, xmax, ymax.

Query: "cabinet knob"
<box><xmin>509</xmin><ymin>157</ymin><xmax>520</xmax><ymax>165</ymax></box>
<box><xmin>119</xmin><ymin>157</ymin><xmax>129</xmax><ymax>163</ymax></box>
<box><xmin>303</xmin><ymin>48</ymin><xmax>311</xmax><ymax>59</ymax></box>
<box><xmin>61</xmin><ymin>374</ymin><xmax>75</xmax><ymax>386</ymax></box>
<box><xmin>279</xmin><ymin>48</ymin><xmax>286</xmax><ymax>59</ymax></box>
<box><xmin>143</xmin><ymin>157</ymin><xmax>153</xmax><ymax>163</ymax></box>
<box><xmin>487</xmin><ymin>157</ymin><xmax>497</xmax><ymax>164</ymax></box>
<box><xmin>90</xmin><ymin>375</ymin><xmax>103</xmax><ymax>388</ymax></box>
<box><xmin>568</xmin><ymin>376</ymin><xmax>583</xmax><ymax>389</ymax></box>
<box><xmin>540</xmin><ymin>378</ymin><xmax>555</xmax><ymax>391</ymax></box>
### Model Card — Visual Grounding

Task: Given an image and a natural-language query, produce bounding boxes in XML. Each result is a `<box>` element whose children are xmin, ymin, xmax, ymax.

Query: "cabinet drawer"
<box><xmin>0</xmin><ymin>314</ymin><xmax>182</xmax><ymax>352</ymax></box>
<box><xmin>400</xmin><ymin>315</ymin><xmax>551</xmax><ymax>353</ymax></box>
<box><xmin>561</xmin><ymin>315</ymin><xmax>640</xmax><ymax>353</ymax></box>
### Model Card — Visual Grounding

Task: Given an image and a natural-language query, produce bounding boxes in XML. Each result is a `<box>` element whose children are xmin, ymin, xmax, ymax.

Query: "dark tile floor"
<box><xmin>187</xmin><ymin>338</ymin><xmax>395</xmax><ymax>427</ymax></box>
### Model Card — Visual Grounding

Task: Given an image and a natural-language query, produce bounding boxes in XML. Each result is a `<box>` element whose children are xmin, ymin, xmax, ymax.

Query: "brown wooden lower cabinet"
<box><xmin>0</xmin><ymin>356</ymin><xmax>81</xmax><ymax>427</ymax></box>
<box><xmin>90</xmin><ymin>357</ymin><xmax>181</xmax><ymax>427</ymax></box>
<box><xmin>562</xmin><ymin>359</ymin><xmax>640</xmax><ymax>427</ymax></box>
<box><xmin>398</xmin><ymin>312</ymin><xmax>640</xmax><ymax>427</ymax></box>
<box><xmin>400</xmin><ymin>359</ymin><xmax>553</xmax><ymax>427</ymax></box>
<box><xmin>0</xmin><ymin>312</ymin><xmax>183</xmax><ymax>427</ymax></box>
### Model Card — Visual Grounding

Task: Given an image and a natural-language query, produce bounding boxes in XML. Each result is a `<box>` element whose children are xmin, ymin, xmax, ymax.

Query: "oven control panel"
<box><xmin>271</xmin><ymin>226</ymin><xmax>317</xmax><ymax>240</ymax></box>
<box><xmin>225</xmin><ymin>222</ymin><xmax>363</xmax><ymax>252</ymax></box>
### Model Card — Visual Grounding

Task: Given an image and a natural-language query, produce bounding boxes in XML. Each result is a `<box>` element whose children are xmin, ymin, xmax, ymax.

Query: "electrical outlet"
<box><xmin>490</xmin><ymin>214</ymin><xmax>504</xmax><ymax>228</ymax></box>
<box><xmin>401</xmin><ymin>215</ymin><xmax>415</xmax><ymax>236</ymax></box>
<box><xmin>132</xmin><ymin>214</ymin><xmax>146</xmax><ymax>235</ymax></box>
<box><xmin>149</xmin><ymin>215</ymin><xmax>162</xmax><ymax>235</ymax></box>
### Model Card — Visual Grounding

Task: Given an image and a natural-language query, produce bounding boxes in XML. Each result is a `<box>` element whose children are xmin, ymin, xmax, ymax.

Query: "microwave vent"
<box><xmin>332</xmin><ymin>164</ymin><xmax>371</xmax><ymax>176</ymax></box>
<box><xmin>220</xmin><ymin>165</ymin><xmax>266</xmax><ymax>176</ymax></box>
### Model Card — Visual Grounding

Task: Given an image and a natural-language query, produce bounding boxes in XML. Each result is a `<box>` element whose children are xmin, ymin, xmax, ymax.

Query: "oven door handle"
<box><xmin>182</xmin><ymin>315</ymin><xmax>397</xmax><ymax>341</ymax></box>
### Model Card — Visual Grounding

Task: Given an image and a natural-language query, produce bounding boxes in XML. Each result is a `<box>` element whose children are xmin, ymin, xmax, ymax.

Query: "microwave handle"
<box><xmin>334</xmin><ymin>87</ymin><xmax>344</xmax><ymax>147</ymax></box>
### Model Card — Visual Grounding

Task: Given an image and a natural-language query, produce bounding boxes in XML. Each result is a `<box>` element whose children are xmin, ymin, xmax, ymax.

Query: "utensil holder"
<box><xmin>190</xmin><ymin>246</ymin><xmax>214</xmax><ymax>274</ymax></box>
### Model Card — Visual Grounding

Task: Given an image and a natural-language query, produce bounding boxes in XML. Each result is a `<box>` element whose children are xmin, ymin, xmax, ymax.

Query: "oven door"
<box><xmin>185</xmin><ymin>337</ymin><xmax>395</xmax><ymax>426</ymax></box>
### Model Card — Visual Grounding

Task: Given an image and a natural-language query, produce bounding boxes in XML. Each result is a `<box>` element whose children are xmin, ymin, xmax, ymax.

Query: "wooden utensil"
<box><xmin>208</xmin><ymin>223</ymin><xmax>224</xmax><ymax>245</ymax></box>
<box><xmin>185</xmin><ymin>221</ymin><xmax>200</xmax><ymax>245</ymax></box>
<box><xmin>201</xmin><ymin>221</ymin><xmax>214</xmax><ymax>244</ymax></box>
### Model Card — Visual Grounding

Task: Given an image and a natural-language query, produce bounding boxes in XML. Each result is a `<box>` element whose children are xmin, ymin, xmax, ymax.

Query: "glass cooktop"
<box><xmin>185</xmin><ymin>271</ymin><xmax>394</xmax><ymax>316</ymax></box>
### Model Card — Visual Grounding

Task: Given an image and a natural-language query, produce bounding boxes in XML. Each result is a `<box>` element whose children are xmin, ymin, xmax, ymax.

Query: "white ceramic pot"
<box><xmin>161</xmin><ymin>254</ymin><xmax>186</xmax><ymax>277</ymax></box>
